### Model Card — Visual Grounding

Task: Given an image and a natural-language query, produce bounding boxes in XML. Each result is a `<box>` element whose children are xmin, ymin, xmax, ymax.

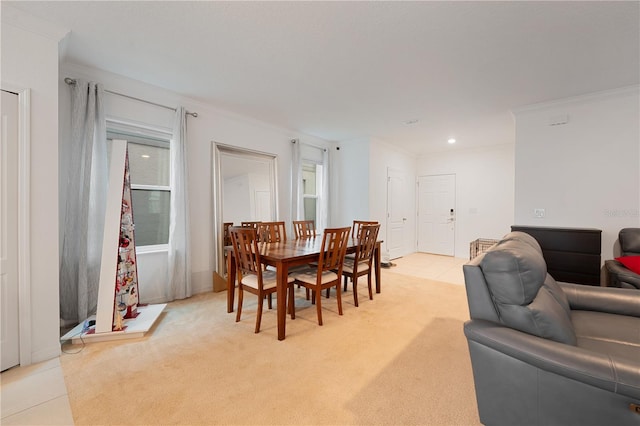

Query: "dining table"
<box><xmin>226</xmin><ymin>237</ymin><xmax>383</xmax><ymax>340</ymax></box>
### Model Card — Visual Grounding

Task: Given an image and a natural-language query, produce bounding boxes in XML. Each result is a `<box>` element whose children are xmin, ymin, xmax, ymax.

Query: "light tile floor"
<box><xmin>0</xmin><ymin>357</ymin><xmax>73</xmax><ymax>425</ymax></box>
<box><xmin>388</xmin><ymin>252</ymin><xmax>467</xmax><ymax>285</ymax></box>
<box><xmin>0</xmin><ymin>252</ymin><xmax>466</xmax><ymax>426</ymax></box>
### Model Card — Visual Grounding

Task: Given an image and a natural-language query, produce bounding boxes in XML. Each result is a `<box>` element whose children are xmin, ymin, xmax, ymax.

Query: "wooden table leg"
<box><xmin>227</xmin><ymin>251</ymin><xmax>236</xmax><ymax>313</ymax></box>
<box><xmin>374</xmin><ymin>243</ymin><xmax>382</xmax><ymax>293</ymax></box>
<box><xmin>276</xmin><ymin>261</ymin><xmax>288</xmax><ymax>341</ymax></box>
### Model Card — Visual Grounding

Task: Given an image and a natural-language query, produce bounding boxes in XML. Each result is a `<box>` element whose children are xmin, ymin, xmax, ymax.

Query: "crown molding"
<box><xmin>2</xmin><ymin>4</ymin><xmax>69</xmax><ymax>41</ymax></box>
<box><xmin>512</xmin><ymin>85</ymin><xmax>640</xmax><ymax>115</ymax></box>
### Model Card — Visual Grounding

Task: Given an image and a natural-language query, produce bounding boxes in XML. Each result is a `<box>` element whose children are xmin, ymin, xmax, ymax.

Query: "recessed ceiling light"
<box><xmin>141</xmin><ymin>154</ymin><xmax>151</xmax><ymax>158</ymax></box>
<box><xmin>447</xmin><ymin>138</ymin><xmax>456</xmax><ymax>144</ymax></box>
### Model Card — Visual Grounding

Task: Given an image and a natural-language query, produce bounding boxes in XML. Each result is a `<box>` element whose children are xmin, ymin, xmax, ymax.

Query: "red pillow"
<box><xmin>615</xmin><ymin>256</ymin><xmax>640</xmax><ymax>274</ymax></box>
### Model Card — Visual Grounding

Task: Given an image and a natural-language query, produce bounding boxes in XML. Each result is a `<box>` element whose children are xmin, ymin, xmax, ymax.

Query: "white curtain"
<box><xmin>60</xmin><ymin>80</ymin><xmax>108</xmax><ymax>323</ymax></box>
<box><xmin>319</xmin><ymin>148</ymin><xmax>330</xmax><ymax>230</ymax></box>
<box><xmin>167</xmin><ymin>107</ymin><xmax>192</xmax><ymax>300</ymax></box>
<box><xmin>291</xmin><ymin>139</ymin><xmax>304</xmax><ymax>221</ymax></box>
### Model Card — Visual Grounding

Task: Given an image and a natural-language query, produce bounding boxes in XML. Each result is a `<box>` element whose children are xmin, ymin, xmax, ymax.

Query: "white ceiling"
<box><xmin>7</xmin><ymin>1</ymin><xmax>640</xmax><ymax>154</ymax></box>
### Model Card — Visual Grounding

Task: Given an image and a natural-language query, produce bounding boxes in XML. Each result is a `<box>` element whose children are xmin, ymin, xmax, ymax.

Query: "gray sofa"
<box><xmin>605</xmin><ymin>227</ymin><xmax>640</xmax><ymax>289</ymax></box>
<box><xmin>463</xmin><ymin>231</ymin><xmax>640</xmax><ymax>426</ymax></box>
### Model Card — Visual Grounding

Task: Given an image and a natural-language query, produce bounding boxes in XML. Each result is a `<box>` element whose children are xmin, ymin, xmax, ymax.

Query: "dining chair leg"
<box><xmin>353</xmin><ymin>276</ymin><xmax>359</xmax><ymax>307</ymax></box>
<box><xmin>236</xmin><ymin>287</ymin><xmax>244</xmax><ymax>322</ymax></box>
<box><xmin>298</xmin><ymin>283</ymin><xmax>311</xmax><ymax>300</ymax></box>
<box><xmin>343</xmin><ymin>276</ymin><xmax>348</xmax><ymax>292</ymax></box>
<box><xmin>267</xmin><ymin>294</ymin><xmax>272</xmax><ymax>309</ymax></box>
<box><xmin>315</xmin><ymin>287</ymin><xmax>323</xmax><ymax>326</ymax></box>
<box><xmin>255</xmin><ymin>295</ymin><xmax>264</xmax><ymax>333</ymax></box>
<box><xmin>289</xmin><ymin>285</ymin><xmax>295</xmax><ymax>320</ymax></box>
<box><xmin>367</xmin><ymin>274</ymin><xmax>374</xmax><ymax>300</ymax></box>
<box><xmin>336</xmin><ymin>284</ymin><xmax>343</xmax><ymax>316</ymax></box>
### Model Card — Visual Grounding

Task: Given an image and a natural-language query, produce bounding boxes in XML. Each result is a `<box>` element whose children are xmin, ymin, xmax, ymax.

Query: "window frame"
<box><xmin>106</xmin><ymin>119</ymin><xmax>172</xmax><ymax>251</ymax></box>
<box><xmin>302</xmin><ymin>160</ymin><xmax>323</xmax><ymax>228</ymax></box>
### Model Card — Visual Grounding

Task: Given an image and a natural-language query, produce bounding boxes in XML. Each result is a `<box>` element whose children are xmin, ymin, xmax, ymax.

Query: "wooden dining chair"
<box><xmin>257</xmin><ymin>221</ymin><xmax>287</xmax><ymax>243</ymax></box>
<box><xmin>229</xmin><ymin>226</ymin><xmax>294</xmax><ymax>333</ymax></box>
<box><xmin>345</xmin><ymin>220</ymin><xmax>378</xmax><ymax>260</ymax></box>
<box><xmin>222</xmin><ymin>222</ymin><xmax>234</xmax><ymax>274</ymax></box>
<box><xmin>223</xmin><ymin>222</ymin><xmax>233</xmax><ymax>246</ymax></box>
<box><xmin>291</xmin><ymin>227</ymin><xmax>351</xmax><ymax>326</ymax></box>
<box><xmin>241</xmin><ymin>221</ymin><xmax>261</xmax><ymax>228</ymax></box>
<box><xmin>351</xmin><ymin>220</ymin><xmax>379</xmax><ymax>238</ymax></box>
<box><xmin>291</xmin><ymin>220</ymin><xmax>316</xmax><ymax>300</ymax></box>
<box><xmin>340</xmin><ymin>223</ymin><xmax>380</xmax><ymax>307</ymax></box>
<box><xmin>241</xmin><ymin>221</ymin><xmax>262</xmax><ymax>241</ymax></box>
<box><xmin>293</xmin><ymin>220</ymin><xmax>316</xmax><ymax>239</ymax></box>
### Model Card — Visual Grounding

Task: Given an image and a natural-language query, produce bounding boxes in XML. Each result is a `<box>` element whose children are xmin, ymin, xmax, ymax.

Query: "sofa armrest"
<box><xmin>606</xmin><ymin>260</ymin><xmax>640</xmax><ymax>290</ymax></box>
<box><xmin>464</xmin><ymin>319</ymin><xmax>640</xmax><ymax>400</ymax></box>
<box><xmin>559</xmin><ymin>282</ymin><xmax>640</xmax><ymax>317</ymax></box>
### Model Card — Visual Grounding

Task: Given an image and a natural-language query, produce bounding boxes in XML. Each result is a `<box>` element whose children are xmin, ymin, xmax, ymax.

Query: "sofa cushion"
<box><xmin>572</xmin><ymin>310</ymin><xmax>640</xmax><ymax>363</ymax></box>
<box><xmin>481</xmin><ymin>239</ymin><xmax>546</xmax><ymax>305</ymax></box>
<box><xmin>543</xmin><ymin>273</ymin><xmax>571</xmax><ymax>316</ymax></box>
<box><xmin>615</xmin><ymin>255</ymin><xmax>640</xmax><ymax>275</ymax></box>
<box><xmin>480</xmin><ymin>237</ymin><xmax>576</xmax><ymax>345</ymax></box>
<box><xmin>528</xmin><ymin>286</ymin><xmax>577</xmax><ymax>345</ymax></box>
<box><xmin>500</xmin><ymin>231</ymin><xmax>542</xmax><ymax>254</ymax></box>
<box><xmin>619</xmin><ymin>228</ymin><xmax>640</xmax><ymax>256</ymax></box>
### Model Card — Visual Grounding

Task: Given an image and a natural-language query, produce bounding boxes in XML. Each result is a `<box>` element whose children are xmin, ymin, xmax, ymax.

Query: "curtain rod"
<box><xmin>64</xmin><ymin>77</ymin><xmax>198</xmax><ymax>118</ymax></box>
<box><xmin>291</xmin><ymin>139</ymin><xmax>327</xmax><ymax>152</ymax></box>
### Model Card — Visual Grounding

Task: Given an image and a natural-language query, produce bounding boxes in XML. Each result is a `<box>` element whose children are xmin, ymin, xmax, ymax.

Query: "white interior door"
<box><xmin>1</xmin><ymin>90</ymin><xmax>20</xmax><ymax>371</ymax></box>
<box><xmin>386</xmin><ymin>168</ymin><xmax>408</xmax><ymax>260</ymax></box>
<box><xmin>417</xmin><ymin>174</ymin><xmax>456</xmax><ymax>256</ymax></box>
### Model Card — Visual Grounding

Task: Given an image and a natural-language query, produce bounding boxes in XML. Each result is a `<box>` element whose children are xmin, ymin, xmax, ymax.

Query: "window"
<box><xmin>107</xmin><ymin>124</ymin><xmax>171</xmax><ymax>247</ymax></box>
<box><xmin>302</xmin><ymin>161</ymin><xmax>323</xmax><ymax>225</ymax></box>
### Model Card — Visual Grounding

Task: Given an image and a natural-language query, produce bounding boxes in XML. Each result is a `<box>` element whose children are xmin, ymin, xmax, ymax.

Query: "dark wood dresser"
<box><xmin>511</xmin><ymin>226</ymin><xmax>602</xmax><ymax>286</ymax></box>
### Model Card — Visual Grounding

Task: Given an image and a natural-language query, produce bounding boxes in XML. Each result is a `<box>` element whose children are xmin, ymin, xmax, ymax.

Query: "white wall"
<box><xmin>59</xmin><ymin>62</ymin><xmax>333</xmax><ymax>300</ymax></box>
<box><xmin>369</xmin><ymin>138</ymin><xmax>417</xmax><ymax>259</ymax></box>
<box><xmin>334</xmin><ymin>137</ymin><xmax>417</xmax><ymax>258</ymax></box>
<box><xmin>334</xmin><ymin>139</ymin><xmax>370</xmax><ymax>227</ymax></box>
<box><xmin>513</xmin><ymin>86</ymin><xmax>640</xmax><ymax>261</ymax></box>
<box><xmin>417</xmin><ymin>144</ymin><xmax>516</xmax><ymax>259</ymax></box>
<box><xmin>135</xmin><ymin>249</ymin><xmax>168</xmax><ymax>304</ymax></box>
<box><xmin>2</xmin><ymin>7</ymin><xmax>67</xmax><ymax>363</ymax></box>
<box><xmin>223</xmin><ymin>175</ymin><xmax>251</xmax><ymax>223</ymax></box>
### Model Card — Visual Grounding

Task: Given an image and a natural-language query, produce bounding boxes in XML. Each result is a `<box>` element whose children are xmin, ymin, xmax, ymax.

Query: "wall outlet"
<box><xmin>534</xmin><ymin>208</ymin><xmax>545</xmax><ymax>218</ymax></box>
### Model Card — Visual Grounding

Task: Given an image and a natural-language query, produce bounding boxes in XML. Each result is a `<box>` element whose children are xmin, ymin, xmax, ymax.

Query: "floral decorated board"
<box><xmin>113</xmin><ymin>150</ymin><xmax>140</xmax><ymax>331</ymax></box>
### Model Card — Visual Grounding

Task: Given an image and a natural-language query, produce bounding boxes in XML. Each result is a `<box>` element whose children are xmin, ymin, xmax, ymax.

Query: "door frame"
<box><xmin>2</xmin><ymin>84</ymin><xmax>32</xmax><ymax>367</ymax></box>
<box><xmin>211</xmin><ymin>142</ymin><xmax>278</xmax><ymax>291</ymax></box>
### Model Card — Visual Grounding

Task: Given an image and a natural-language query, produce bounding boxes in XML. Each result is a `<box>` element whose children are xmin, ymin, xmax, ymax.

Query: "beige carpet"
<box><xmin>60</xmin><ymin>268</ymin><xmax>480</xmax><ymax>425</ymax></box>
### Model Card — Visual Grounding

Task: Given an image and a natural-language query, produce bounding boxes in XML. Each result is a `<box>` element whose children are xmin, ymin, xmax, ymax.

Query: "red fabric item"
<box><xmin>615</xmin><ymin>256</ymin><xmax>640</xmax><ymax>274</ymax></box>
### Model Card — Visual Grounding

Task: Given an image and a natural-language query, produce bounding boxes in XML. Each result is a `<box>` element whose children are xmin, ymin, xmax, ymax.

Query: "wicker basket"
<box><xmin>469</xmin><ymin>238</ymin><xmax>499</xmax><ymax>260</ymax></box>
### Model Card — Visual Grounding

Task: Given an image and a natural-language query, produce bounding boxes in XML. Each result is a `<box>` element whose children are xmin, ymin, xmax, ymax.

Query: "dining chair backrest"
<box><xmin>317</xmin><ymin>227</ymin><xmax>351</xmax><ymax>276</ymax></box>
<box><xmin>354</xmin><ymin>224</ymin><xmax>380</xmax><ymax>264</ymax></box>
<box><xmin>223</xmin><ymin>222</ymin><xmax>233</xmax><ymax>246</ymax></box>
<box><xmin>257</xmin><ymin>221</ymin><xmax>287</xmax><ymax>243</ymax></box>
<box><xmin>352</xmin><ymin>220</ymin><xmax>379</xmax><ymax>238</ymax></box>
<box><xmin>293</xmin><ymin>220</ymin><xmax>316</xmax><ymax>239</ymax></box>
<box><xmin>240</xmin><ymin>221</ymin><xmax>261</xmax><ymax>229</ymax></box>
<box><xmin>229</xmin><ymin>226</ymin><xmax>263</xmax><ymax>283</ymax></box>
